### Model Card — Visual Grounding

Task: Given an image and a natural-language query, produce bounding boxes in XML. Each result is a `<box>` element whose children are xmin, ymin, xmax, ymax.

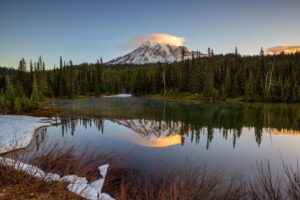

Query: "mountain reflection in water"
<box><xmin>53</xmin><ymin>97</ymin><xmax>300</xmax><ymax>147</ymax></box>
<box><xmin>29</xmin><ymin>97</ymin><xmax>300</xmax><ymax>174</ymax></box>
<box><xmin>112</xmin><ymin>119</ymin><xmax>183</xmax><ymax>147</ymax></box>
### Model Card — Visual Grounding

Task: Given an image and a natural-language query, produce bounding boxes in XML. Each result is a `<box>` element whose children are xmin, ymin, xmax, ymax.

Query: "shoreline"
<box><xmin>2</xmin><ymin>95</ymin><xmax>299</xmax><ymax>119</ymax></box>
<box><xmin>1</xmin><ymin>125</ymin><xmax>50</xmax><ymax>157</ymax></box>
<box><xmin>143</xmin><ymin>94</ymin><xmax>300</xmax><ymax>105</ymax></box>
<box><xmin>0</xmin><ymin>115</ymin><xmax>58</xmax><ymax>155</ymax></box>
<box><xmin>0</xmin><ymin>115</ymin><xmax>114</xmax><ymax>200</ymax></box>
<box><xmin>0</xmin><ymin>108</ymin><xmax>63</xmax><ymax>118</ymax></box>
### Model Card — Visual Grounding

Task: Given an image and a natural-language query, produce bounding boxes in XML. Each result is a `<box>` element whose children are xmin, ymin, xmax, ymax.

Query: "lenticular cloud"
<box><xmin>120</xmin><ymin>33</ymin><xmax>185</xmax><ymax>50</ymax></box>
<box><xmin>267</xmin><ymin>45</ymin><xmax>300</xmax><ymax>54</ymax></box>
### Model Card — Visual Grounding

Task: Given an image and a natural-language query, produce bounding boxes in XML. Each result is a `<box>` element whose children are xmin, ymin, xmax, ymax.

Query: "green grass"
<box><xmin>144</xmin><ymin>93</ymin><xmax>246</xmax><ymax>102</ymax></box>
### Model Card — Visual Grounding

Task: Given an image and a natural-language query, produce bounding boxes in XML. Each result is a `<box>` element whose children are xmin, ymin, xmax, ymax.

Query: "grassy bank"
<box><xmin>145</xmin><ymin>93</ymin><xmax>245</xmax><ymax>102</ymax></box>
<box><xmin>0</xmin><ymin>108</ymin><xmax>63</xmax><ymax>118</ymax></box>
<box><xmin>143</xmin><ymin>93</ymin><xmax>300</xmax><ymax>104</ymax></box>
<box><xmin>2</xmin><ymin>143</ymin><xmax>300</xmax><ymax>199</ymax></box>
<box><xmin>0</xmin><ymin>144</ymin><xmax>121</xmax><ymax>199</ymax></box>
<box><xmin>0</xmin><ymin>164</ymin><xmax>80</xmax><ymax>200</ymax></box>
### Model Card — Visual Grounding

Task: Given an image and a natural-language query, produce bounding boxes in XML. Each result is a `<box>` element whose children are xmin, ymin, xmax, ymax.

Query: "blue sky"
<box><xmin>1</xmin><ymin>0</ymin><xmax>300</xmax><ymax>68</ymax></box>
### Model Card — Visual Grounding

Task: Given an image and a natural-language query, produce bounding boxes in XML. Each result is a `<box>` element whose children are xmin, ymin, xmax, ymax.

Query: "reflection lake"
<box><xmin>30</xmin><ymin>97</ymin><xmax>300</xmax><ymax>175</ymax></box>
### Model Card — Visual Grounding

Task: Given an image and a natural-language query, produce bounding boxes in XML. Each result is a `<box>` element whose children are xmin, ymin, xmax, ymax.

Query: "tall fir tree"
<box><xmin>245</xmin><ymin>70</ymin><xmax>256</xmax><ymax>101</ymax></box>
<box><xmin>30</xmin><ymin>73</ymin><xmax>40</xmax><ymax>108</ymax></box>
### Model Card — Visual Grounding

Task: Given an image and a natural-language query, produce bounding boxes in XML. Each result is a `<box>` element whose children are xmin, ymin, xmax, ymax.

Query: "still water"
<box><xmin>35</xmin><ymin>97</ymin><xmax>300</xmax><ymax>175</ymax></box>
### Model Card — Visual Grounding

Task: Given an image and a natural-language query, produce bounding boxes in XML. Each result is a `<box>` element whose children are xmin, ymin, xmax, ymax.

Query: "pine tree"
<box><xmin>36</xmin><ymin>56</ymin><xmax>51</xmax><ymax>98</ymax></box>
<box><xmin>235</xmin><ymin>47</ymin><xmax>238</xmax><ymax>55</ymax></box>
<box><xmin>190</xmin><ymin>57</ymin><xmax>202</xmax><ymax>93</ymax></box>
<box><xmin>260</xmin><ymin>47</ymin><xmax>264</xmax><ymax>56</ymax></box>
<box><xmin>223</xmin><ymin>61</ymin><xmax>232</xmax><ymax>98</ymax></box>
<box><xmin>264</xmin><ymin>55</ymin><xmax>275</xmax><ymax>100</ymax></box>
<box><xmin>245</xmin><ymin>70</ymin><xmax>256</xmax><ymax>101</ymax></box>
<box><xmin>60</xmin><ymin>56</ymin><xmax>63</xmax><ymax>69</ymax></box>
<box><xmin>133</xmin><ymin>70</ymin><xmax>144</xmax><ymax>95</ymax></box>
<box><xmin>17</xmin><ymin>58</ymin><xmax>27</xmax><ymax>91</ymax></box>
<box><xmin>95</xmin><ymin>60</ymin><xmax>102</xmax><ymax>94</ymax></box>
<box><xmin>4</xmin><ymin>76</ymin><xmax>15</xmax><ymax>110</ymax></box>
<box><xmin>29</xmin><ymin>60</ymin><xmax>33</xmax><ymax>73</ymax></box>
<box><xmin>0</xmin><ymin>92</ymin><xmax>5</xmax><ymax>111</ymax></box>
<box><xmin>30</xmin><ymin>73</ymin><xmax>40</xmax><ymax>108</ymax></box>
<box><xmin>203</xmin><ymin>58</ymin><xmax>215</xmax><ymax>97</ymax></box>
<box><xmin>162</xmin><ymin>64</ymin><xmax>166</xmax><ymax>94</ymax></box>
<box><xmin>181</xmin><ymin>48</ymin><xmax>185</xmax><ymax>61</ymax></box>
<box><xmin>18</xmin><ymin>58</ymin><xmax>27</xmax><ymax>72</ymax></box>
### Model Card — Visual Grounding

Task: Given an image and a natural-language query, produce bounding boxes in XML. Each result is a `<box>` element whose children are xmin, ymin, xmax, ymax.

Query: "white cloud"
<box><xmin>119</xmin><ymin>33</ymin><xmax>185</xmax><ymax>50</ymax></box>
<box><xmin>267</xmin><ymin>45</ymin><xmax>300</xmax><ymax>54</ymax></box>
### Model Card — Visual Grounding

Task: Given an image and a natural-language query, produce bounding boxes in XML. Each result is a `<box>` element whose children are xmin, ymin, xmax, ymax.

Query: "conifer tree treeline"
<box><xmin>0</xmin><ymin>52</ymin><xmax>300</xmax><ymax>112</ymax></box>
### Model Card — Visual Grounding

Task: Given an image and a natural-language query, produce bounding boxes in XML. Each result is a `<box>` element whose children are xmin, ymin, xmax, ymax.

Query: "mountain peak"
<box><xmin>142</xmin><ymin>40</ymin><xmax>179</xmax><ymax>47</ymax></box>
<box><xmin>107</xmin><ymin>41</ymin><xmax>204</xmax><ymax>65</ymax></box>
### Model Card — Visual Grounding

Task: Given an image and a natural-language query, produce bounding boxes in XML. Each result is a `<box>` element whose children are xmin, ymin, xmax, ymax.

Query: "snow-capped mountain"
<box><xmin>107</xmin><ymin>41</ymin><xmax>204</xmax><ymax>65</ymax></box>
<box><xmin>111</xmin><ymin>119</ymin><xmax>182</xmax><ymax>138</ymax></box>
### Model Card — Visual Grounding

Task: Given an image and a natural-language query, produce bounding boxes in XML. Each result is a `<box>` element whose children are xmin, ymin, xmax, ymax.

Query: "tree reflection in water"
<box><xmin>51</xmin><ymin>97</ymin><xmax>300</xmax><ymax>149</ymax></box>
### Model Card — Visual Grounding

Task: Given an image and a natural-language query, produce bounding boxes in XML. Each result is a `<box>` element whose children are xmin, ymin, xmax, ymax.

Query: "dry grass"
<box><xmin>112</xmin><ymin>161</ymin><xmax>300</xmax><ymax>200</ymax></box>
<box><xmin>283</xmin><ymin>162</ymin><xmax>300</xmax><ymax>200</ymax></box>
<box><xmin>2</xmin><ymin>145</ymin><xmax>300</xmax><ymax>200</ymax></box>
<box><xmin>249</xmin><ymin>161</ymin><xmax>284</xmax><ymax>200</ymax></box>
<box><xmin>1</xmin><ymin>108</ymin><xmax>63</xmax><ymax>117</ymax></box>
<box><xmin>0</xmin><ymin>164</ymin><xmax>80</xmax><ymax>200</ymax></box>
<box><xmin>27</xmin><ymin>143</ymin><xmax>118</xmax><ymax>179</ymax></box>
<box><xmin>115</xmin><ymin>164</ymin><xmax>247</xmax><ymax>200</ymax></box>
<box><xmin>20</xmin><ymin>108</ymin><xmax>63</xmax><ymax>117</ymax></box>
<box><xmin>0</xmin><ymin>143</ymin><xmax>121</xmax><ymax>199</ymax></box>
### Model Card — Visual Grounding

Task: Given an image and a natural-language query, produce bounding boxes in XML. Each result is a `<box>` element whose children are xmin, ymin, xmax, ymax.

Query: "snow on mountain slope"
<box><xmin>108</xmin><ymin>41</ymin><xmax>205</xmax><ymax>65</ymax></box>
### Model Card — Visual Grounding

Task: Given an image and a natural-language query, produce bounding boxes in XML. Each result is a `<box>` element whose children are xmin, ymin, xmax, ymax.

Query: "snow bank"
<box><xmin>0</xmin><ymin>115</ymin><xmax>114</xmax><ymax>199</ymax></box>
<box><xmin>0</xmin><ymin>157</ymin><xmax>114</xmax><ymax>200</ymax></box>
<box><xmin>0</xmin><ymin>115</ymin><xmax>59</xmax><ymax>154</ymax></box>
<box><xmin>102</xmin><ymin>94</ymin><xmax>132</xmax><ymax>98</ymax></box>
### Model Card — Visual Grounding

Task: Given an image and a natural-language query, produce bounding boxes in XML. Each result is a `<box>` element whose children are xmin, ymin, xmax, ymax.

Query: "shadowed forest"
<box><xmin>1</xmin><ymin>51</ymin><xmax>300</xmax><ymax>112</ymax></box>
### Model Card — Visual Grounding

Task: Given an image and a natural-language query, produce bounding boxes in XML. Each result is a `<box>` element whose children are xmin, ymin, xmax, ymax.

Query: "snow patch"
<box><xmin>0</xmin><ymin>115</ymin><xmax>59</xmax><ymax>154</ymax></box>
<box><xmin>0</xmin><ymin>157</ymin><xmax>114</xmax><ymax>200</ymax></box>
<box><xmin>90</xmin><ymin>178</ymin><xmax>105</xmax><ymax>194</ymax></box>
<box><xmin>99</xmin><ymin>164</ymin><xmax>109</xmax><ymax>177</ymax></box>
<box><xmin>0</xmin><ymin>115</ymin><xmax>113</xmax><ymax>199</ymax></box>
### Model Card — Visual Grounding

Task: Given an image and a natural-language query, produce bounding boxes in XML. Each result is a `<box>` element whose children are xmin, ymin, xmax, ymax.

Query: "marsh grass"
<box><xmin>0</xmin><ymin>143</ymin><xmax>120</xmax><ymax>199</ymax></box>
<box><xmin>115</xmin><ymin>164</ymin><xmax>247</xmax><ymax>200</ymax></box>
<box><xmin>2</xmin><ymin>144</ymin><xmax>300</xmax><ymax>200</ymax></box>
<box><xmin>0</xmin><ymin>158</ymin><xmax>80</xmax><ymax>200</ymax></box>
